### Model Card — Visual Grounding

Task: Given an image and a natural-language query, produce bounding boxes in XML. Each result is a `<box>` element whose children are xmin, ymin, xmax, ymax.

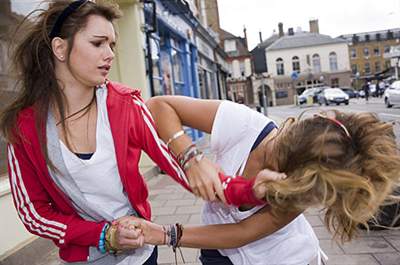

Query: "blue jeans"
<box><xmin>199</xmin><ymin>249</ymin><xmax>233</xmax><ymax>265</ymax></box>
<box><xmin>142</xmin><ymin>246</ymin><xmax>158</xmax><ymax>265</ymax></box>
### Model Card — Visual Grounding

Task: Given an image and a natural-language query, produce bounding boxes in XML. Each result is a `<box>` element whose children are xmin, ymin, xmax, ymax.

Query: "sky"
<box><xmin>218</xmin><ymin>0</ymin><xmax>400</xmax><ymax>50</ymax></box>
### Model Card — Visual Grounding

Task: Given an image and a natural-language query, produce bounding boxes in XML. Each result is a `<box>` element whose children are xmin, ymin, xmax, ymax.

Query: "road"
<box><xmin>267</xmin><ymin>97</ymin><xmax>400</xmax><ymax>142</ymax></box>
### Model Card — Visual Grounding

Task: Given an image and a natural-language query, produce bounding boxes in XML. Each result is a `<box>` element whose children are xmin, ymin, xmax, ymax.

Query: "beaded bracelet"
<box><xmin>98</xmin><ymin>223</ymin><xmax>110</xmax><ymax>254</ymax></box>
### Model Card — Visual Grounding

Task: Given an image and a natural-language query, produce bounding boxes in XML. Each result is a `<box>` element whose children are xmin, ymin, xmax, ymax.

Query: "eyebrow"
<box><xmin>92</xmin><ymin>35</ymin><xmax>116</xmax><ymax>45</ymax></box>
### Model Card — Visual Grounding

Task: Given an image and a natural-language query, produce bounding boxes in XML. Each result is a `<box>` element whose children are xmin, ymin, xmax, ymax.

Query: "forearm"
<box><xmin>146</xmin><ymin>96</ymin><xmax>192</xmax><ymax>155</ymax></box>
<box><xmin>180</xmin><ymin>223</ymin><xmax>252</xmax><ymax>249</ymax></box>
<box><xmin>180</xmin><ymin>208</ymin><xmax>301</xmax><ymax>249</ymax></box>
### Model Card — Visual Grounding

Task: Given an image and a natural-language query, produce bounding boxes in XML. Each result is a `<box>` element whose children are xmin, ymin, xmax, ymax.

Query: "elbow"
<box><xmin>145</xmin><ymin>96</ymin><xmax>170</xmax><ymax>116</ymax></box>
<box><xmin>145</xmin><ymin>96</ymin><xmax>161</xmax><ymax>113</ymax></box>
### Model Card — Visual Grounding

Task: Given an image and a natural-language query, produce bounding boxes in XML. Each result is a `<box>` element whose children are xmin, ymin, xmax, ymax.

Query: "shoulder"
<box><xmin>106</xmin><ymin>81</ymin><xmax>142</xmax><ymax>98</ymax></box>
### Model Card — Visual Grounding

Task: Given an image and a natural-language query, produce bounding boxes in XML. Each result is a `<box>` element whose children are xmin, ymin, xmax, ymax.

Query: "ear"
<box><xmin>51</xmin><ymin>37</ymin><xmax>68</xmax><ymax>62</ymax></box>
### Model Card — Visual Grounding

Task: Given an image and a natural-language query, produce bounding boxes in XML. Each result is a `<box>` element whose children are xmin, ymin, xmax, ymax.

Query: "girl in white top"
<box><xmin>120</xmin><ymin>96</ymin><xmax>400</xmax><ymax>265</ymax></box>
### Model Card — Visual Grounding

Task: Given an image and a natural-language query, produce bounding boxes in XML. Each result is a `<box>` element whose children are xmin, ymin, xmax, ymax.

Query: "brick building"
<box><xmin>338</xmin><ymin>29</ymin><xmax>400</xmax><ymax>87</ymax></box>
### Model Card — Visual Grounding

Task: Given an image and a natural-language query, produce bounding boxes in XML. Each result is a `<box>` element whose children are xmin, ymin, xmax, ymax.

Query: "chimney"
<box><xmin>288</xmin><ymin>28</ymin><xmax>294</xmax><ymax>36</ymax></box>
<box><xmin>309</xmin><ymin>19</ymin><xmax>319</xmax><ymax>34</ymax></box>
<box><xmin>278</xmin><ymin>22</ymin><xmax>284</xmax><ymax>37</ymax></box>
<box><xmin>243</xmin><ymin>26</ymin><xmax>248</xmax><ymax>48</ymax></box>
<box><xmin>259</xmin><ymin>31</ymin><xmax>263</xmax><ymax>43</ymax></box>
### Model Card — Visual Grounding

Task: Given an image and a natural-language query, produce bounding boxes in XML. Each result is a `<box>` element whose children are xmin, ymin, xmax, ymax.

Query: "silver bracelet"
<box><xmin>166</xmin><ymin>130</ymin><xmax>185</xmax><ymax>148</ymax></box>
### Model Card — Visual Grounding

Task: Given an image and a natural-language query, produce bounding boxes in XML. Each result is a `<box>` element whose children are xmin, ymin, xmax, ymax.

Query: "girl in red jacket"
<box><xmin>0</xmin><ymin>1</ymin><xmax>263</xmax><ymax>264</ymax></box>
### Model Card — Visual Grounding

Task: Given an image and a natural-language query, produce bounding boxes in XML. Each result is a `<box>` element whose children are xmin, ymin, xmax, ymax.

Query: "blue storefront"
<box><xmin>143</xmin><ymin>0</ymin><xmax>202</xmax><ymax>140</ymax></box>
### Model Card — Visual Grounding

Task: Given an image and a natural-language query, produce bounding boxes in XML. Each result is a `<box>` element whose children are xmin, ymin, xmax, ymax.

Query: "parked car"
<box><xmin>298</xmin><ymin>87</ymin><xmax>322</xmax><ymax>105</ymax></box>
<box><xmin>318</xmin><ymin>88</ymin><xmax>349</xmax><ymax>105</ymax></box>
<box><xmin>340</xmin><ymin>87</ymin><xmax>359</xmax><ymax>98</ymax></box>
<box><xmin>384</xmin><ymin>80</ymin><xmax>400</xmax><ymax>108</ymax></box>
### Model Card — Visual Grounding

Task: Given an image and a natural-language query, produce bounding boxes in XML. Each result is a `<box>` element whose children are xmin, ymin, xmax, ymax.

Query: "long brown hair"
<box><xmin>0</xmin><ymin>0</ymin><xmax>121</xmax><ymax>167</ymax></box>
<box><xmin>260</xmin><ymin>110</ymin><xmax>400</xmax><ymax>242</ymax></box>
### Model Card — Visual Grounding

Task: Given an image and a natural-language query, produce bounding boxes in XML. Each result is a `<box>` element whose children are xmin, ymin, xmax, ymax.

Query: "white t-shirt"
<box><xmin>60</xmin><ymin>87</ymin><xmax>153</xmax><ymax>265</ymax></box>
<box><xmin>202</xmin><ymin>101</ymin><xmax>320</xmax><ymax>265</ymax></box>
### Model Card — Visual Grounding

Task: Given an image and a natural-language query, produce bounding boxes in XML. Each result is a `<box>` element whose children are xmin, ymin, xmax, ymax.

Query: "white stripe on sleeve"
<box><xmin>132</xmin><ymin>96</ymin><xmax>189</xmax><ymax>185</ymax></box>
<box><xmin>8</xmin><ymin>145</ymin><xmax>66</xmax><ymax>243</ymax></box>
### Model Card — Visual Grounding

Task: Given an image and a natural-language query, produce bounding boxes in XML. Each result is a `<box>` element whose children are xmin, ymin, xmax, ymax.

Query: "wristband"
<box><xmin>98</xmin><ymin>223</ymin><xmax>110</xmax><ymax>254</ymax></box>
<box><xmin>219</xmin><ymin>173</ymin><xmax>266</xmax><ymax>206</ymax></box>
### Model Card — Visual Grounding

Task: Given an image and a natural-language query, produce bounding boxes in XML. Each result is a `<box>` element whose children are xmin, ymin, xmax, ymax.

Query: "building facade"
<box><xmin>338</xmin><ymin>29</ymin><xmax>400</xmax><ymax>87</ymax></box>
<box><xmin>253</xmin><ymin>20</ymin><xmax>351</xmax><ymax>106</ymax></box>
<box><xmin>220</xmin><ymin>29</ymin><xmax>254</xmax><ymax>105</ymax></box>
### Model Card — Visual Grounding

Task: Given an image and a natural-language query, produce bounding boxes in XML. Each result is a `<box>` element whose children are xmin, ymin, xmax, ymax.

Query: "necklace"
<box><xmin>56</xmin><ymin>89</ymin><xmax>96</xmax><ymax>126</ymax></box>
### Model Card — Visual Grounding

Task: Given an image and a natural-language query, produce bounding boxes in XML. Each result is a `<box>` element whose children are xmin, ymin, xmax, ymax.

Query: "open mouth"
<box><xmin>98</xmin><ymin>65</ymin><xmax>111</xmax><ymax>71</ymax></box>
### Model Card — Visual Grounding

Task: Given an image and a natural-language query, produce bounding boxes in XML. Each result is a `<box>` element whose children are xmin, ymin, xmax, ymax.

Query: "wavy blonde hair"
<box><xmin>262</xmin><ymin>110</ymin><xmax>400</xmax><ymax>242</ymax></box>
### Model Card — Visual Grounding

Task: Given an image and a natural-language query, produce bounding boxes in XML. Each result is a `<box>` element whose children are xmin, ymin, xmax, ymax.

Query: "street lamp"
<box><xmin>260</xmin><ymin>73</ymin><xmax>268</xmax><ymax>116</ymax></box>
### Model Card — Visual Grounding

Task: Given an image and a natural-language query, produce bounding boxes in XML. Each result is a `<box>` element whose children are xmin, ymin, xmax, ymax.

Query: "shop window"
<box><xmin>292</xmin><ymin>56</ymin><xmax>300</xmax><ymax>73</ymax></box>
<box><xmin>172</xmin><ymin>49</ymin><xmax>183</xmax><ymax>83</ymax></box>
<box><xmin>384</xmin><ymin>45</ymin><xmax>390</xmax><ymax>54</ymax></box>
<box><xmin>276</xmin><ymin>58</ymin><xmax>284</xmax><ymax>75</ymax></box>
<box><xmin>329</xmin><ymin>52</ymin><xmax>338</xmax><ymax>71</ymax></box>
<box><xmin>148</xmin><ymin>38</ymin><xmax>163</xmax><ymax>96</ymax></box>
<box><xmin>312</xmin><ymin>54</ymin><xmax>321</xmax><ymax>73</ymax></box>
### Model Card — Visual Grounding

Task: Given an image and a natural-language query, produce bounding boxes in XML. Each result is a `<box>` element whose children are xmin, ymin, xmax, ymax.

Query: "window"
<box><xmin>384</xmin><ymin>45</ymin><xmax>390</xmax><ymax>54</ymax></box>
<box><xmin>312</xmin><ymin>54</ymin><xmax>321</xmax><ymax>73</ymax></box>
<box><xmin>385</xmin><ymin>60</ymin><xmax>391</xmax><ymax>69</ymax></box>
<box><xmin>149</xmin><ymin>38</ymin><xmax>163</xmax><ymax>95</ymax></box>
<box><xmin>350</xmin><ymin>48</ymin><xmax>357</xmax><ymax>58</ymax></box>
<box><xmin>351</xmin><ymin>64</ymin><xmax>358</xmax><ymax>75</ymax></box>
<box><xmin>331</xmin><ymin>78</ymin><xmax>339</xmax><ymax>88</ymax></box>
<box><xmin>292</xmin><ymin>56</ymin><xmax>300</xmax><ymax>73</ymax></box>
<box><xmin>375</xmin><ymin>61</ymin><xmax>381</xmax><ymax>73</ymax></box>
<box><xmin>171</xmin><ymin>49</ymin><xmax>184</xmax><ymax>94</ymax></box>
<box><xmin>224</xmin><ymin>40</ymin><xmax>237</xmax><ymax>53</ymax></box>
<box><xmin>239</xmin><ymin>61</ymin><xmax>245</xmax><ymax>76</ymax></box>
<box><xmin>373</xmin><ymin>47</ymin><xmax>380</xmax><ymax>56</ymax></box>
<box><xmin>364</xmin><ymin>62</ymin><xmax>371</xmax><ymax>74</ymax></box>
<box><xmin>363</xmin><ymin>47</ymin><xmax>369</xmax><ymax>57</ymax></box>
<box><xmin>276</xmin><ymin>91</ymin><xmax>288</xmax><ymax>98</ymax></box>
<box><xmin>329</xmin><ymin>52</ymin><xmax>338</xmax><ymax>71</ymax></box>
<box><xmin>276</xmin><ymin>58</ymin><xmax>285</xmax><ymax>75</ymax></box>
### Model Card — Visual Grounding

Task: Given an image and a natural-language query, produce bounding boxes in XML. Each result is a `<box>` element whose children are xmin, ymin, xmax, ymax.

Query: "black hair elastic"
<box><xmin>49</xmin><ymin>0</ymin><xmax>88</xmax><ymax>39</ymax></box>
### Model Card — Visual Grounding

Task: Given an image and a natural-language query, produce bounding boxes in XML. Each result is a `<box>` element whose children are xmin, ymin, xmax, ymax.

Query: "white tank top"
<box><xmin>60</xmin><ymin>87</ymin><xmax>153</xmax><ymax>265</ymax></box>
<box><xmin>202</xmin><ymin>101</ymin><xmax>321</xmax><ymax>265</ymax></box>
